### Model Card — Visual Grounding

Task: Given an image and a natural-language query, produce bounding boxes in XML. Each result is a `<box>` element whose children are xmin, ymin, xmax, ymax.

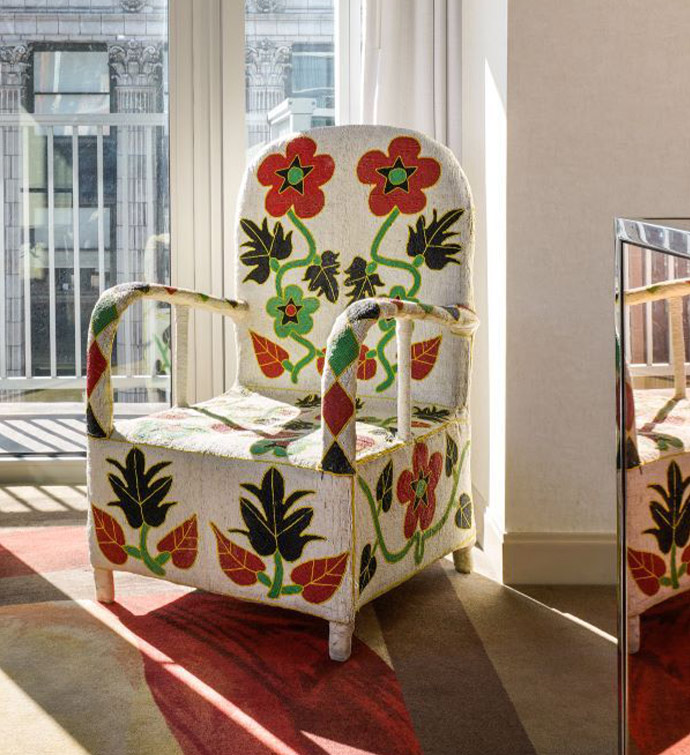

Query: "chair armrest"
<box><xmin>86</xmin><ymin>282</ymin><xmax>248</xmax><ymax>439</ymax></box>
<box><xmin>320</xmin><ymin>297</ymin><xmax>479</xmax><ymax>474</ymax></box>
<box><xmin>625</xmin><ymin>277</ymin><xmax>690</xmax><ymax>306</ymax></box>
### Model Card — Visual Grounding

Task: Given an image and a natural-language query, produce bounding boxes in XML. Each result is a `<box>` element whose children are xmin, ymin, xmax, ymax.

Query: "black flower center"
<box><xmin>277</xmin><ymin>155</ymin><xmax>314</xmax><ymax>194</ymax></box>
<box><xmin>277</xmin><ymin>297</ymin><xmax>302</xmax><ymax>324</ymax></box>
<box><xmin>377</xmin><ymin>156</ymin><xmax>417</xmax><ymax>194</ymax></box>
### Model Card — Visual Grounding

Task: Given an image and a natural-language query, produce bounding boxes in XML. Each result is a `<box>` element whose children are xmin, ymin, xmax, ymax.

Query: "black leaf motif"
<box><xmin>344</xmin><ymin>256</ymin><xmax>385</xmax><ymax>303</ymax></box>
<box><xmin>106</xmin><ymin>447</ymin><xmax>176</xmax><ymax>529</ymax></box>
<box><xmin>303</xmin><ymin>250</ymin><xmax>340</xmax><ymax>302</ymax></box>
<box><xmin>644</xmin><ymin>461</ymin><xmax>690</xmax><ymax>554</ymax></box>
<box><xmin>231</xmin><ymin>467</ymin><xmax>323</xmax><ymax>561</ymax></box>
<box><xmin>455</xmin><ymin>493</ymin><xmax>472</xmax><ymax>529</ymax></box>
<box><xmin>445</xmin><ymin>433</ymin><xmax>458</xmax><ymax>477</ymax></box>
<box><xmin>376</xmin><ymin>461</ymin><xmax>394</xmax><ymax>513</ymax></box>
<box><xmin>412</xmin><ymin>406</ymin><xmax>451</xmax><ymax>423</ymax></box>
<box><xmin>295</xmin><ymin>394</ymin><xmax>321</xmax><ymax>408</ymax></box>
<box><xmin>406</xmin><ymin>208</ymin><xmax>464</xmax><ymax>270</ymax></box>
<box><xmin>240</xmin><ymin>218</ymin><xmax>293</xmax><ymax>284</ymax></box>
<box><xmin>359</xmin><ymin>543</ymin><xmax>378</xmax><ymax>592</ymax></box>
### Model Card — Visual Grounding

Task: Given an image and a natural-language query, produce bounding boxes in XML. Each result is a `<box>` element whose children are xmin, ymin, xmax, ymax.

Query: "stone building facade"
<box><xmin>0</xmin><ymin>0</ymin><xmax>333</xmax><ymax>397</ymax></box>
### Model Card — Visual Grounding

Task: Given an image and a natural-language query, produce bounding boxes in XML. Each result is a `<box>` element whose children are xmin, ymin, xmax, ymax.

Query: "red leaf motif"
<box><xmin>291</xmin><ymin>552</ymin><xmax>349</xmax><ymax>604</ymax></box>
<box><xmin>357</xmin><ymin>345</ymin><xmax>377</xmax><ymax>381</ymax></box>
<box><xmin>411</xmin><ymin>336</ymin><xmax>441</xmax><ymax>380</ymax></box>
<box><xmin>627</xmin><ymin>547</ymin><xmax>666</xmax><ymax>596</ymax></box>
<box><xmin>92</xmin><ymin>505</ymin><xmax>127</xmax><ymax>565</ymax></box>
<box><xmin>682</xmin><ymin>545</ymin><xmax>690</xmax><ymax>564</ymax></box>
<box><xmin>157</xmin><ymin>515</ymin><xmax>199</xmax><ymax>570</ymax></box>
<box><xmin>250</xmin><ymin>331</ymin><xmax>289</xmax><ymax>378</ymax></box>
<box><xmin>210</xmin><ymin>522</ymin><xmax>266</xmax><ymax>586</ymax></box>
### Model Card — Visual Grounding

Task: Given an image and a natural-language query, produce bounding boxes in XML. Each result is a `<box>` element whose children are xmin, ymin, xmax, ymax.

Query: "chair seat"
<box><xmin>113</xmin><ymin>386</ymin><xmax>460</xmax><ymax>469</ymax></box>
<box><xmin>634</xmin><ymin>388</ymin><xmax>690</xmax><ymax>464</ymax></box>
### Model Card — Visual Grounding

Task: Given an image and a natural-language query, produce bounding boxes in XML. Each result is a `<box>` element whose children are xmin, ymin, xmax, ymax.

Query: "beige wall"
<box><xmin>506</xmin><ymin>0</ymin><xmax>690</xmax><ymax>542</ymax></box>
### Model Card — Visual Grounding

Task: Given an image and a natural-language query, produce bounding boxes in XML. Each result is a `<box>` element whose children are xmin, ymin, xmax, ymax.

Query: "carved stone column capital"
<box><xmin>109</xmin><ymin>40</ymin><xmax>163</xmax><ymax>89</ymax></box>
<box><xmin>0</xmin><ymin>45</ymin><xmax>31</xmax><ymax>88</ymax></box>
<box><xmin>247</xmin><ymin>0</ymin><xmax>287</xmax><ymax>12</ymax></box>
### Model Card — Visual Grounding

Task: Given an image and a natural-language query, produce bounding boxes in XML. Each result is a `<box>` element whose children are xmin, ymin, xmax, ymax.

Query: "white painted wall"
<box><xmin>505</xmin><ymin>1</ymin><xmax>690</xmax><ymax>546</ymax></box>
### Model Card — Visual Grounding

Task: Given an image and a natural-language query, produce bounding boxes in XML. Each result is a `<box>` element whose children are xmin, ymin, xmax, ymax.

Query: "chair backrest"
<box><xmin>234</xmin><ymin>125</ymin><xmax>475</xmax><ymax>409</ymax></box>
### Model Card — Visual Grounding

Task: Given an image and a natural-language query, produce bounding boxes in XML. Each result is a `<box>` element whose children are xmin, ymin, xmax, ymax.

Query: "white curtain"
<box><xmin>360</xmin><ymin>0</ymin><xmax>462</xmax><ymax>158</ymax></box>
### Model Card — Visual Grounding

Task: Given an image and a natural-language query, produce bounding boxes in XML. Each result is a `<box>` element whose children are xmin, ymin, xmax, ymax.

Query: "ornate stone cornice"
<box><xmin>109</xmin><ymin>40</ymin><xmax>163</xmax><ymax>88</ymax></box>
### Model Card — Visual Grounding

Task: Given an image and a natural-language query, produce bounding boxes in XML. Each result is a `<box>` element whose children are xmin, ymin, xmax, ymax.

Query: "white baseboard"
<box><xmin>503</xmin><ymin>531</ymin><xmax>616</xmax><ymax>585</ymax></box>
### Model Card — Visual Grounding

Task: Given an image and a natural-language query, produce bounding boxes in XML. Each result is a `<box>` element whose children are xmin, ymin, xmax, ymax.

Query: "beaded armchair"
<box><xmin>85</xmin><ymin>126</ymin><xmax>479</xmax><ymax>661</ymax></box>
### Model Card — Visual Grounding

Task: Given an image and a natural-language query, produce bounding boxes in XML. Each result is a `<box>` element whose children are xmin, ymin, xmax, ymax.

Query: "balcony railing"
<box><xmin>625</xmin><ymin>226</ymin><xmax>690</xmax><ymax>382</ymax></box>
<box><xmin>0</xmin><ymin>112</ymin><xmax>170</xmax><ymax>400</ymax></box>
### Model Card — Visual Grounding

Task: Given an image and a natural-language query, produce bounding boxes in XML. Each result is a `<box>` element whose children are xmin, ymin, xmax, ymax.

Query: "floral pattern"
<box><xmin>94</xmin><ymin>447</ymin><xmax>198</xmax><ymax>576</ymax></box>
<box><xmin>357</xmin><ymin>136</ymin><xmax>440</xmax><ymax>216</ymax></box>
<box><xmin>115</xmin><ymin>387</ymin><xmax>454</xmax><ymax>466</ymax></box>
<box><xmin>87</xmin><ymin>128</ymin><xmax>477</xmax><ymax>654</ymax></box>
<box><xmin>257</xmin><ymin>136</ymin><xmax>334</xmax><ymax>218</ymax></box>
<box><xmin>211</xmin><ymin>466</ymin><xmax>348</xmax><ymax>604</ymax></box>
<box><xmin>267</xmin><ymin>284</ymin><xmax>319</xmax><ymax>339</ymax></box>
<box><xmin>240</xmin><ymin>134</ymin><xmax>465</xmax><ymax>394</ymax></box>
<box><xmin>397</xmin><ymin>442</ymin><xmax>443</xmax><ymax>539</ymax></box>
<box><xmin>358</xmin><ymin>431</ymin><xmax>471</xmax><ymax>595</ymax></box>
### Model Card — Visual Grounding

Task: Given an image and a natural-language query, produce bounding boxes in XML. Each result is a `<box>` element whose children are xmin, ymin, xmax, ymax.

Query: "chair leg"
<box><xmin>453</xmin><ymin>544</ymin><xmax>473</xmax><ymax>574</ymax></box>
<box><xmin>628</xmin><ymin>614</ymin><xmax>640</xmax><ymax>654</ymax></box>
<box><xmin>94</xmin><ymin>567</ymin><xmax>115</xmax><ymax>603</ymax></box>
<box><xmin>329</xmin><ymin>619</ymin><xmax>354</xmax><ymax>662</ymax></box>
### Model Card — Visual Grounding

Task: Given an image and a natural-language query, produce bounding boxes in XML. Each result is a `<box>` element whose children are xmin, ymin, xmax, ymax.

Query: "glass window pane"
<box><xmin>34</xmin><ymin>94</ymin><xmax>111</xmax><ymax>116</ymax></box>
<box><xmin>34</xmin><ymin>51</ymin><xmax>109</xmax><ymax>94</ymax></box>
<box><xmin>0</xmin><ymin>2</ymin><xmax>170</xmax><ymax>456</ymax></box>
<box><xmin>245</xmin><ymin>0</ymin><xmax>335</xmax><ymax>159</ymax></box>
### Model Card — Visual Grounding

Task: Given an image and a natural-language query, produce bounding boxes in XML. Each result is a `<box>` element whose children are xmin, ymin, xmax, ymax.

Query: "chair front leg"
<box><xmin>329</xmin><ymin>619</ymin><xmax>355</xmax><ymax>662</ymax></box>
<box><xmin>94</xmin><ymin>567</ymin><xmax>115</xmax><ymax>603</ymax></box>
<box><xmin>453</xmin><ymin>544</ymin><xmax>473</xmax><ymax>574</ymax></box>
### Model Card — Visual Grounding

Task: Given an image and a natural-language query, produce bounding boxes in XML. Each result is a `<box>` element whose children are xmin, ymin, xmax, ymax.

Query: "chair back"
<box><xmin>234</xmin><ymin>125</ymin><xmax>475</xmax><ymax>408</ymax></box>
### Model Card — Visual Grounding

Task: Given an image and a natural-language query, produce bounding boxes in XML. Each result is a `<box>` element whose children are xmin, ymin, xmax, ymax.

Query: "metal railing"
<box><xmin>0</xmin><ymin>112</ymin><xmax>170</xmax><ymax>397</ymax></box>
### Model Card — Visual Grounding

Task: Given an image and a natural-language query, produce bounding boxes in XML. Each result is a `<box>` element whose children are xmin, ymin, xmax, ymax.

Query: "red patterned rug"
<box><xmin>629</xmin><ymin>591</ymin><xmax>690</xmax><ymax>754</ymax></box>
<box><xmin>0</xmin><ymin>520</ymin><xmax>615</xmax><ymax>754</ymax></box>
<box><xmin>0</xmin><ymin>525</ymin><xmax>419</xmax><ymax>755</ymax></box>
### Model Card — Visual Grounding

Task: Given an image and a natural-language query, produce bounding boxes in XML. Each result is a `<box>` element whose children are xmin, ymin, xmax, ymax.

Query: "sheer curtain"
<box><xmin>360</xmin><ymin>0</ymin><xmax>462</xmax><ymax>158</ymax></box>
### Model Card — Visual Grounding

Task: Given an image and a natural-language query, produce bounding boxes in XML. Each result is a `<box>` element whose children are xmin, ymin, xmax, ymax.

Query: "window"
<box><xmin>244</xmin><ymin>0</ymin><xmax>335</xmax><ymax>158</ymax></box>
<box><xmin>0</xmin><ymin>2</ymin><xmax>170</xmax><ymax>458</ymax></box>
<box><xmin>33</xmin><ymin>49</ymin><xmax>110</xmax><ymax>117</ymax></box>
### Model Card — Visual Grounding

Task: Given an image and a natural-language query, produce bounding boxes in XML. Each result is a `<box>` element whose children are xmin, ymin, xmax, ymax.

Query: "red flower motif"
<box><xmin>257</xmin><ymin>137</ymin><xmax>335</xmax><ymax>218</ymax></box>
<box><xmin>357</xmin><ymin>137</ymin><xmax>441</xmax><ymax>216</ymax></box>
<box><xmin>396</xmin><ymin>442</ymin><xmax>443</xmax><ymax>539</ymax></box>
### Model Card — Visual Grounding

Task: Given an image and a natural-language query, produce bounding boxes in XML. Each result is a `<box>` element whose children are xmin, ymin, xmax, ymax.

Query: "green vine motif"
<box><xmin>369</xmin><ymin>208</ymin><xmax>423</xmax><ymax>299</ymax></box>
<box><xmin>275</xmin><ymin>209</ymin><xmax>318</xmax><ymax>297</ymax></box>
<box><xmin>124</xmin><ymin>523</ymin><xmax>170</xmax><ymax>576</ymax></box>
<box><xmin>269</xmin><ymin>209</ymin><xmax>322</xmax><ymax>383</ymax></box>
<box><xmin>358</xmin><ymin>439</ymin><xmax>469</xmax><ymax>575</ymax></box>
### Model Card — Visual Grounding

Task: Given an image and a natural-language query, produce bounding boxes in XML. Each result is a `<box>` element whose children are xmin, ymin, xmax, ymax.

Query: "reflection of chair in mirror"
<box><xmin>625</xmin><ymin>279</ymin><xmax>690</xmax><ymax>652</ymax></box>
<box><xmin>85</xmin><ymin>126</ymin><xmax>479</xmax><ymax>662</ymax></box>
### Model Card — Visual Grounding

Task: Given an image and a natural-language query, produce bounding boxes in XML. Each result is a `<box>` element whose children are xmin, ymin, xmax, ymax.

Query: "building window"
<box><xmin>32</xmin><ymin>49</ymin><xmax>110</xmax><ymax>116</ymax></box>
<box><xmin>290</xmin><ymin>42</ymin><xmax>334</xmax><ymax>108</ymax></box>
